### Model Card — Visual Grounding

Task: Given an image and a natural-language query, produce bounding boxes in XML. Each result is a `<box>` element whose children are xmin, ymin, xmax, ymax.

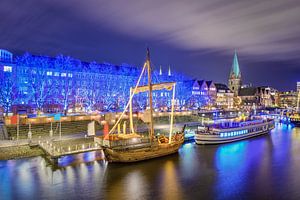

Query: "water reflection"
<box><xmin>58</xmin><ymin>150</ymin><xmax>105</xmax><ymax>167</ymax></box>
<box><xmin>161</xmin><ymin>161</ymin><xmax>183</xmax><ymax>200</ymax></box>
<box><xmin>1</xmin><ymin>125</ymin><xmax>300</xmax><ymax>199</ymax></box>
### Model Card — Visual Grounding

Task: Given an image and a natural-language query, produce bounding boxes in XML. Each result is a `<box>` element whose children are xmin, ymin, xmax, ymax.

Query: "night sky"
<box><xmin>1</xmin><ymin>0</ymin><xmax>300</xmax><ymax>91</ymax></box>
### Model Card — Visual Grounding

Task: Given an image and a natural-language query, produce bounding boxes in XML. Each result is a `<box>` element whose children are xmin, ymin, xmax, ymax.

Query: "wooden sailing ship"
<box><xmin>94</xmin><ymin>49</ymin><xmax>184</xmax><ymax>162</ymax></box>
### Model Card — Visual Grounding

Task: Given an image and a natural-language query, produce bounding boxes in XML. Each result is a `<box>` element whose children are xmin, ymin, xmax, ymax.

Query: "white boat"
<box><xmin>195</xmin><ymin>117</ymin><xmax>275</xmax><ymax>144</ymax></box>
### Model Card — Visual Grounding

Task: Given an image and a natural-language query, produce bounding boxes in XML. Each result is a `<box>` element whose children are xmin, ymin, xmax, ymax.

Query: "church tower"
<box><xmin>228</xmin><ymin>51</ymin><xmax>242</xmax><ymax>96</ymax></box>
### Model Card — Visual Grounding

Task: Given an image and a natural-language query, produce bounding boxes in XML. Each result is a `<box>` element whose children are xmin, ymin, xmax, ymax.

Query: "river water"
<box><xmin>1</xmin><ymin>123</ymin><xmax>300</xmax><ymax>200</ymax></box>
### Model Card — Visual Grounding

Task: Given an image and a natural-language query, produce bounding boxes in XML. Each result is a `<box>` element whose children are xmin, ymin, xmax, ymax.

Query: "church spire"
<box><xmin>168</xmin><ymin>65</ymin><xmax>171</xmax><ymax>76</ymax></box>
<box><xmin>230</xmin><ymin>50</ymin><xmax>241</xmax><ymax>78</ymax></box>
<box><xmin>228</xmin><ymin>50</ymin><xmax>242</xmax><ymax>96</ymax></box>
<box><xmin>159</xmin><ymin>65</ymin><xmax>162</xmax><ymax>75</ymax></box>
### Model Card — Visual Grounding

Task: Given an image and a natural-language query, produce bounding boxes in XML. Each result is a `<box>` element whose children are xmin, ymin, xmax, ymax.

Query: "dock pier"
<box><xmin>37</xmin><ymin>138</ymin><xmax>102</xmax><ymax>163</ymax></box>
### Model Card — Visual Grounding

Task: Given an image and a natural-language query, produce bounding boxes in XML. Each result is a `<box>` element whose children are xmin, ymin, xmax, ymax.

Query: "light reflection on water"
<box><xmin>1</xmin><ymin>124</ymin><xmax>300</xmax><ymax>199</ymax></box>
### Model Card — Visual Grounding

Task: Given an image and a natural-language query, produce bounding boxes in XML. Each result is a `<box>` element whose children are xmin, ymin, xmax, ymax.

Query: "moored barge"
<box><xmin>195</xmin><ymin>117</ymin><xmax>275</xmax><ymax>144</ymax></box>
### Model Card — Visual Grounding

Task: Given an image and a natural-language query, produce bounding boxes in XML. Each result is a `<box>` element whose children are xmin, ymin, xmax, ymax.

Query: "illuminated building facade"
<box><xmin>0</xmin><ymin>50</ymin><xmax>194</xmax><ymax>114</ymax></box>
<box><xmin>190</xmin><ymin>80</ymin><xmax>235</xmax><ymax>109</ymax></box>
<box><xmin>278</xmin><ymin>91</ymin><xmax>297</xmax><ymax>109</ymax></box>
<box><xmin>297</xmin><ymin>82</ymin><xmax>300</xmax><ymax>93</ymax></box>
<box><xmin>190</xmin><ymin>80</ymin><xmax>217</xmax><ymax>108</ymax></box>
<box><xmin>214</xmin><ymin>83</ymin><xmax>234</xmax><ymax>109</ymax></box>
<box><xmin>239</xmin><ymin>86</ymin><xmax>275</xmax><ymax>109</ymax></box>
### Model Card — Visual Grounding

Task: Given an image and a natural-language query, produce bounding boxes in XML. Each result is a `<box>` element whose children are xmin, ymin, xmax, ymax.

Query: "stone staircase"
<box><xmin>6</xmin><ymin>120</ymin><xmax>102</xmax><ymax>140</ymax></box>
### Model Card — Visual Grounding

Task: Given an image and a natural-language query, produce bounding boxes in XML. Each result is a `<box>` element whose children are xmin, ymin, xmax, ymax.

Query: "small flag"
<box><xmin>11</xmin><ymin>115</ymin><xmax>18</xmax><ymax>125</ymax></box>
<box><xmin>103</xmin><ymin>123</ymin><xmax>109</xmax><ymax>139</ymax></box>
<box><xmin>54</xmin><ymin>113</ymin><xmax>61</xmax><ymax>121</ymax></box>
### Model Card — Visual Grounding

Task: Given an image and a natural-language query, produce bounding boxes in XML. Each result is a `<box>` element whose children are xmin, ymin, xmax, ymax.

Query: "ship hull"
<box><xmin>195</xmin><ymin>129</ymin><xmax>271</xmax><ymax>144</ymax></box>
<box><xmin>103</xmin><ymin>139</ymin><xmax>184</xmax><ymax>162</ymax></box>
<box><xmin>290</xmin><ymin>119</ymin><xmax>300</xmax><ymax>127</ymax></box>
<box><xmin>195</xmin><ymin>120</ymin><xmax>275</xmax><ymax>145</ymax></box>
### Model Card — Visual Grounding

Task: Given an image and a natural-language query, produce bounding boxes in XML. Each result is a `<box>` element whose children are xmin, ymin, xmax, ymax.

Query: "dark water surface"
<box><xmin>1</xmin><ymin>124</ymin><xmax>300</xmax><ymax>200</ymax></box>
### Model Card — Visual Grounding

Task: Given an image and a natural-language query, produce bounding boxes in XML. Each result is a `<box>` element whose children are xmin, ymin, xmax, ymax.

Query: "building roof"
<box><xmin>230</xmin><ymin>51</ymin><xmax>241</xmax><ymax>78</ymax></box>
<box><xmin>239</xmin><ymin>87</ymin><xmax>257</xmax><ymax>96</ymax></box>
<box><xmin>206</xmin><ymin>80</ymin><xmax>213</xmax><ymax>87</ymax></box>
<box><xmin>214</xmin><ymin>83</ymin><xmax>232</xmax><ymax>93</ymax></box>
<box><xmin>197</xmin><ymin>80</ymin><xmax>206</xmax><ymax>87</ymax></box>
<box><xmin>215</xmin><ymin>83</ymin><xmax>229</xmax><ymax>90</ymax></box>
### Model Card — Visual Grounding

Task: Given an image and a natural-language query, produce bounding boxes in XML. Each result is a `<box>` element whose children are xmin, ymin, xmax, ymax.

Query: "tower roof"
<box><xmin>168</xmin><ymin>65</ymin><xmax>171</xmax><ymax>76</ymax></box>
<box><xmin>230</xmin><ymin>51</ymin><xmax>241</xmax><ymax>78</ymax></box>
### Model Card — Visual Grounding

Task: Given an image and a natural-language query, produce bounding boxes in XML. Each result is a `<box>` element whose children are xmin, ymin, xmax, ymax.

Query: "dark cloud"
<box><xmin>1</xmin><ymin>0</ymin><xmax>300</xmax><ymax>91</ymax></box>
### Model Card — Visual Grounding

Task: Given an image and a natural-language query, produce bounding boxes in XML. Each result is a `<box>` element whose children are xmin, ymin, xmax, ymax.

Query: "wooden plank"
<box><xmin>132</xmin><ymin>82</ymin><xmax>175</xmax><ymax>94</ymax></box>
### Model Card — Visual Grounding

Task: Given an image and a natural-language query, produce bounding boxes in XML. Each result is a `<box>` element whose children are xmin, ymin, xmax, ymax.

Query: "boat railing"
<box><xmin>209</xmin><ymin>119</ymin><xmax>272</xmax><ymax>130</ymax></box>
<box><xmin>196</xmin><ymin>118</ymin><xmax>274</xmax><ymax>135</ymax></box>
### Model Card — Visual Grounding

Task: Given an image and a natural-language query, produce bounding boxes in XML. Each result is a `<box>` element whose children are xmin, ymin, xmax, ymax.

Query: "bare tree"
<box><xmin>0</xmin><ymin>74</ymin><xmax>17</xmax><ymax>116</ymax></box>
<box><xmin>27</xmin><ymin>57</ymin><xmax>58</xmax><ymax>113</ymax></box>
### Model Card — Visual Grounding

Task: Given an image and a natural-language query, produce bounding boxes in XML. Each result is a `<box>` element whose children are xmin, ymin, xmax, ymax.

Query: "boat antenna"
<box><xmin>146</xmin><ymin>47</ymin><xmax>154</xmax><ymax>140</ymax></box>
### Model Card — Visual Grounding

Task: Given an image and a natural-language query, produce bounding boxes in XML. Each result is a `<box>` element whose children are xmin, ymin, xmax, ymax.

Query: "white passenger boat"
<box><xmin>195</xmin><ymin>117</ymin><xmax>275</xmax><ymax>144</ymax></box>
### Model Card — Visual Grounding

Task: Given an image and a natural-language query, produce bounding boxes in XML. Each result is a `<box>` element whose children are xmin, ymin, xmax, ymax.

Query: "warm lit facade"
<box><xmin>214</xmin><ymin>83</ymin><xmax>234</xmax><ymax>109</ymax></box>
<box><xmin>278</xmin><ymin>91</ymin><xmax>297</xmax><ymax>109</ymax></box>
<box><xmin>239</xmin><ymin>86</ymin><xmax>276</xmax><ymax>109</ymax></box>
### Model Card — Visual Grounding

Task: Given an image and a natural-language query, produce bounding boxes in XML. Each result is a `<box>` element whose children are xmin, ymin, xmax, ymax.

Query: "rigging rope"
<box><xmin>109</xmin><ymin>62</ymin><xmax>147</xmax><ymax>134</ymax></box>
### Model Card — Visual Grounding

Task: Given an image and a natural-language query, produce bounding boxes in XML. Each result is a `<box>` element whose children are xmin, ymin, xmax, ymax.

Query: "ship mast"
<box><xmin>146</xmin><ymin>48</ymin><xmax>154</xmax><ymax>140</ymax></box>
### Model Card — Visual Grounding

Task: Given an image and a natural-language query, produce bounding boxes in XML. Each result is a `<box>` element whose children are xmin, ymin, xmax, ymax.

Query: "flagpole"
<box><xmin>17</xmin><ymin>114</ymin><xmax>19</xmax><ymax>144</ymax></box>
<box><xmin>59</xmin><ymin>118</ymin><xmax>62</xmax><ymax>140</ymax></box>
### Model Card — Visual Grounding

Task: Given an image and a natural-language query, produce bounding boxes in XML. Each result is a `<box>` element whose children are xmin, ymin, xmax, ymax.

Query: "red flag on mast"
<box><xmin>103</xmin><ymin>122</ymin><xmax>109</xmax><ymax>140</ymax></box>
<box><xmin>11</xmin><ymin>115</ymin><xmax>18</xmax><ymax>125</ymax></box>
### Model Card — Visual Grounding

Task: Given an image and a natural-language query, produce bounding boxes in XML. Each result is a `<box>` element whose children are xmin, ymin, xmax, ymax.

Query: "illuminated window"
<box><xmin>61</xmin><ymin>73</ymin><xmax>67</xmax><ymax>77</ymax></box>
<box><xmin>54</xmin><ymin>72</ymin><xmax>59</xmax><ymax>76</ymax></box>
<box><xmin>68</xmin><ymin>73</ymin><xmax>73</xmax><ymax>77</ymax></box>
<box><xmin>220</xmin><ymin>133</ymin><xmax>223</xmax><ymax>137</ymax></box>
<box><xmin>3</xmin><ymin>66</ymin><xmax>12</xmax><ymax>72</ymax></box>
<box><xmin>47</xmin><ymin>71</ymin><xmax>52</xmax><ymax>76</ymax></box>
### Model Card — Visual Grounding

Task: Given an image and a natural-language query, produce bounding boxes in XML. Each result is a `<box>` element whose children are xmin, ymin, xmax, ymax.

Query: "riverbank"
<box><xmin>0</xmin><ymin>145</ymin><xmax>44</xmax><ymax>160</ymax></box>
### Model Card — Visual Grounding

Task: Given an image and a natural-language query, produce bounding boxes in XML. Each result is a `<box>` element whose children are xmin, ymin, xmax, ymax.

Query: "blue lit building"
<box><xmin>0</xmin><ymin>50</ymin><xmax>202</xmax><ymax>114</ymax></box>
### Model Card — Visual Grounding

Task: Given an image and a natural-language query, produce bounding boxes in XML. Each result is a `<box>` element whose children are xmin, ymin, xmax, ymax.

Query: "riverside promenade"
<box><xmin>0</xmin><ymin>120</ymin><xmax>200</xmax><ymax>161</ymax></box>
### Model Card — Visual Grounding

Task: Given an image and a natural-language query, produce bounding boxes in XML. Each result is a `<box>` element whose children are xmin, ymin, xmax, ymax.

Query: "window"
<box><xmin>3</xmin><ymin>66</ymin><xmax>12</xmax><ymax>72</ymax></box>
<box><xmin>47</xmin><ymin>71</ymin><xmax>52</xmax><ymax>76</ymax></box>
<box><xmin>68</xmin><ymin>73</ymin><xmax>73</xmax><ymax>77</ymax></box>
<box><xmin>54</xmin><ymin>72</ymin><xmax>59</xmax><ymax>76</ymax></box>
<box><xmin>61</xmin><ymin>73</ymin><xmax>67</xmax><ymax>77</ymax></box>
